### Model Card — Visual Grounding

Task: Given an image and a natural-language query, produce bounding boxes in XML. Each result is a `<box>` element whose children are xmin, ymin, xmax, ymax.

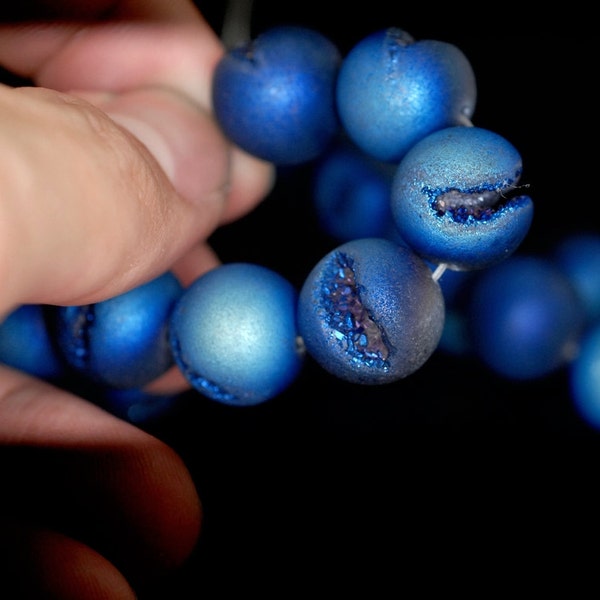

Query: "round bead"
<box><xmin>297</xmin><ymin>237</ymin><xmax>445</xmax><ymax>384</ymax></box>
<box><xmin>169</xmin><ymin>263</ymin><xmax>304</xmax><ymax>406</ymax></box>
<box><xmin>336</xmin><ymin>27</ymin><xmax>476</xmax><ymax>162</ymax></box>
<box><xmin>391</xmin><ymin>125</ymin><xmax>534</xmax><ymax>270</ymax></box>
<box><xmin>570</xmin><ymin>322</ymin><xmax>600</xmax><ymax>430</ymax></box>
<box><xmin>52</xmin><ymin>272</ymin><xmax>183</xmax><ymax>389</ymax></box>
<box><xmin>467</xmin><ymin>255</ymin><xmax>585</xmax><ymax>380</ymax></box>
<box><xmin>554</xmin><ymin>231</ymin><xmax>600</xmax><ymax>325</ymax></box>
<box><xmin>311</xmin><ymin>141</ymin><xmax>397</xmax><ymax>242</ymax></box>
<box><xmin>0</xmin><ymin>304</ymin><xmax>65</xmax><ymax>380</ymax></box>
<box><xmin>212</xmin><ymin>25</ymin><xmax>341</xmax><ymax>165</ymax></box>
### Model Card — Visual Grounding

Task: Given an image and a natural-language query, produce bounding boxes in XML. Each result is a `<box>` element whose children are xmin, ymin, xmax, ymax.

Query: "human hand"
<box><xmin>0</xmin><ymin>0</ymin><xmax>274</xmax><ymax>596</ymax></box>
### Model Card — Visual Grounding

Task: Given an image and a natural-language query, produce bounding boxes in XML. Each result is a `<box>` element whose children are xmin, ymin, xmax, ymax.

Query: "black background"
<box><xmin>134</xmin><ymin>2</ymin><xmax>598</xmax><ymax>595</ymax></box>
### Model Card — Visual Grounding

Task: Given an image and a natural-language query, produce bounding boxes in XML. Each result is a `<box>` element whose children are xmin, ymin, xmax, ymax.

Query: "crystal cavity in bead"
<box><xmin>321</xmin><ymin>252</ymin><xmax>391</xmax><ymax>370</ymax></box>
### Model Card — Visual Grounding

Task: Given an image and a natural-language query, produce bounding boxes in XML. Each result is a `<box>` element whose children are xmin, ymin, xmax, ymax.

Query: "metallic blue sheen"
<box><xmin>53</xmin><ymin>272</ymin><xmax>183</xmax><ymax>389</ymax></box>
<box><xmin>0</xmin><ymin>304</ymin><xmax>65</xmax><ymax>379</ymax></box>
<box><xmin>554</xmin><ymin>232</ymin><xmax>600</xmax><ymax>325</ymax></box>
<box><xmin>298</xmin><ymin>238</ymin><xmax>445</xmax><ymax>384</ymax></box>
<box><xmin>468</xmin><ymin>255</ymin><xmax>585</xmax><ymax>380</ymax></box>
<box><xmin>391</xmin><ymin>126</ymin><xmax>534</xmax><ymax>271</ymax></box>
<box><xmin>169</xmin><ymin>263</ymin><xmax>304</xmax><ymax>406</ymax></box>
<box><xmin>571</xmin><ymin>322</ymin><xmax>600</xmax><ymax>430</ymax></box>
<box><xmin>336</xmin><ymin>27</ymin><xmax>476</xmax><ymax>162</ymax></box>
<box><xmin>212</xmin><ymin>25</ymin><xmax>341</xmax><ymax>165</ymax></box>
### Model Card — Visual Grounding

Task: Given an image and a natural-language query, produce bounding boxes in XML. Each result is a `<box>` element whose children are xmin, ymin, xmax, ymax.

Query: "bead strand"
<box><xmin>5</xmin><ymin>20</ymin><xmax>597</xmax><ymax>431</ymax></box>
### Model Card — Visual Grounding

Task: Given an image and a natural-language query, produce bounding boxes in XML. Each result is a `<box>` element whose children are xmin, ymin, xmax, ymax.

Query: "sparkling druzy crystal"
<box><xmin>336</xmin><ymin>27</ymin><xmax>476</xmax><ymax>162</ymax></box>
<box><xmin>212</xmin><ymin>24</ymin><xmax>341</xmax><ymax>165</ymax></box>
<box><xmin>169</xmin><ymin>263</ymin><xmax>304</xmax><ymax>406</ymax></box>
<box><xmin>52</xmin><ymin>272</ymin><xmax>183</xmax><ymax>390</ymax></box>
<box><xmin>298</xmin><ymin>238</ymin><xmax>445</xmax><ymax>384</ymax></box>
<box><xmin>391</xmin><ymin>126</ymin><xmax>534</xmax><ymax>271</ymax></box>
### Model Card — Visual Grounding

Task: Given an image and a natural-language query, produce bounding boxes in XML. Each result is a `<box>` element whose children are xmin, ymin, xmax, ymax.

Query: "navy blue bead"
<box><xmin>298</xmin><ymin>238</ymin><xmax>445</xmax><ymax>384</ymax></box>
<box><xmin>391</xmin><ymin>126</ymin><xmax>534</xmax><ymax>270</ymax></box>
<box><xmin>311</xmin><ymin>141</ymin><xmax>399</xmax><ymax>242</ymax></box>
<box><xmin>571</xmin><ymin>322</ymin><xmax>600</xmax><ymax>430</ymax></box>
<box><xmin>212</xmin><ymin>25</ymin><xmax>341</xmax><ymax>165</ymax></box>
<box><xmin>0</xmin><ymin>304</ymin><xmax>65</xmax><ymax>379</ymax></box>
<box><xmin>169</xmin><ymin>263</ymin><xmax>304</xmax><ymax>406</ymax></box>
<box><xmin>554</xmin><ymin>232</ymin><xmax>600</xmax><ymax>325</ymax></box>
<box><xmin>336</xmin><ymin>27</ymin><xmax>476</xmax><ymax>162</ymax></box>
<box><xmin>467</xmin><ymin>255</ymin><xmax>585</xmax><ymax>380</ymax></box>
<box><xmin>53</xmin><ymin>272</ymin><xmax>183</xmax><ymax>389</ymax></box>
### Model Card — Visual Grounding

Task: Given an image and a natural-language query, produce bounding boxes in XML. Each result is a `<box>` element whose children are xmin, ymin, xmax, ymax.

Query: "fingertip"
<box><xmin>3</xmin><ymin>524</ymin><xmax>137</xmax><ymax>600</ymax></box>
<box><xmin>221</xmin><ymin>146</ymin><xmax>276</xmax><ymax>224</ymax></box>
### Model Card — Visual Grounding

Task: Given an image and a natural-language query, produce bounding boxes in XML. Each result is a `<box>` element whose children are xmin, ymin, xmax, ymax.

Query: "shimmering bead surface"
<box><xmin>53</xmin><ymin>272</ymin><xmax>183</xmax><ymax>389</ymax></box>
<box><xmin>169</xmin><ymin>263</ymin><xmax>304</xmax><ymax>406</ymax></box>
<box><xmin>212</xmin><ymin>25</ymin><xmax>341</xmax><ymax>165</ymax></box>
<box><xmin>391</xmin><ymin>126</ymin><xmax>534</xmax><ymax>270</ymax></box>
<box><xmin>298</xmin><ymin>237</ymin><xmax>445</xmax><ymax>384</ymax></box>
<box><xmin>467</xmin><ymin>255</ymin><xmax>585</xmax><ymax>380</ymax></box>
<box><xmin>336</xmin><ymin>27</ymin><xmax>476</xmax><ymax>162</ymax></box>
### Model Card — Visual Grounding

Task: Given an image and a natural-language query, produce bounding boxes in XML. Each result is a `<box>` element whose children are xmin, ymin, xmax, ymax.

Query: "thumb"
<box><xmin>0</xmin><ymin>85</ymin><xmax>226</xmax><ymax>315</ymax></box>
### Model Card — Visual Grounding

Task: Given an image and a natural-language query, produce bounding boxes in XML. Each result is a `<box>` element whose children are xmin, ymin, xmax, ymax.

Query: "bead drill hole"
<box><xmin>321</xmin><ymin>252</ymin><xmax>391</xmax><ymax>370</ymax></box>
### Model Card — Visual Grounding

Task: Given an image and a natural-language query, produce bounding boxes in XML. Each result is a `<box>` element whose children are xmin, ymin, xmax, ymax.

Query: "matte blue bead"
<box><xmin>311</xmin><ymin>141</ymin><xmax>398</xmax><ymax>242</ymax></box>
<box><xmin>169</xmin><ymin>263</ymin><xmax>304</xmax><ymax>406</ymax></box>
<box><xmin>0</xmin><ymin>304</ymin><xmax>65</xmax><ymax>379</ymax></box>
<box><xmin>298</xmin><ymin>238</ymin><xmax>445</xmax><ymax>384</ymax></box>
<box><xmin>571</xmin><ymin>322</ymin><xmax>600</xmax><ymax>430</ymax></box>
<box><xmin>336</xmin><ymin>27</ymin><xmax>476</xmax><ymax>162</ymax></box>
<box><xmin>391</xmin><ymin>126</ymin><xmax>534</xmax><ymax>270</ymax></box>
<box><xmin>212</xmin><ymin>25</ymin><xmax>341</xmax><ymax>165</ymax></box>
<box><xmin>554</xmin><ymin>232</ymin><xmax>600</xmax><ymax>325</ymax></box>
<box><xmin>467</xmin><ymin>255</ymin><xmax>585</xmax><ymax>380</ymax></box>
<box><xmin>53</xmin><ymin>272</ymin><xmax>183</xmax><ymax>389</ymax></box>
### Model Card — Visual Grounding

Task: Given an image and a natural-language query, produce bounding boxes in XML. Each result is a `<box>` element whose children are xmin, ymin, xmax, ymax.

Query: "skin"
<box><xmin>0</xmin><ymin>0</ymin><xmax>274</xmax><ymax>597</ymax></box>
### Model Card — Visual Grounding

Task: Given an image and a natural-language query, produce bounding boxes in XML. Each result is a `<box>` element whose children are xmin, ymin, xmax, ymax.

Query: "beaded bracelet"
<box><xmin>0</xmin><ymin>20</ymin><xmax>597</xmax><ymax>431</ymax></box>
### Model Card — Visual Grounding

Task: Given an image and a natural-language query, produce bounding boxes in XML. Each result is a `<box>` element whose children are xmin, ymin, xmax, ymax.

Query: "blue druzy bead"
<box><xmin>467</xmin><ymin>255</ymin><xmax>585</xmax><ymax>380</ymax></box>
<box><xmin>212</xmin><ymin>25</ymin><xmax>341</xmax><ymax>165</ymax></box>
<box><xmin>391</xmin><ymin>126</ymin><xmax>534</xmax><ymax>271</ymax></box>
<box><xmin>570</xmin><ymin>322</ymin><xmax>600</xmax><ymax>431</ymax></box>
<box><xmin>169</xmin><ymin>263</ymin><xmax>304</xmax><ymax>406</ymax></box>
<box><xmin>53</xmin><ymin>272</ymin><xmax>183</xmax><ymax>389</ymax></box>
<box><xmin>336</xmin><ymin>27</ymin><xmax>476</xmax><ymax>162</ymax></box>
<box><xmin>0</xmin><ymin>304</ymin><xmax>65</xmax><ymax>379</ymax></box>
<box><xmin>297</xmin><ymin>238</ymin><xmax>445</xmax><ymax>384</ymax></box>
